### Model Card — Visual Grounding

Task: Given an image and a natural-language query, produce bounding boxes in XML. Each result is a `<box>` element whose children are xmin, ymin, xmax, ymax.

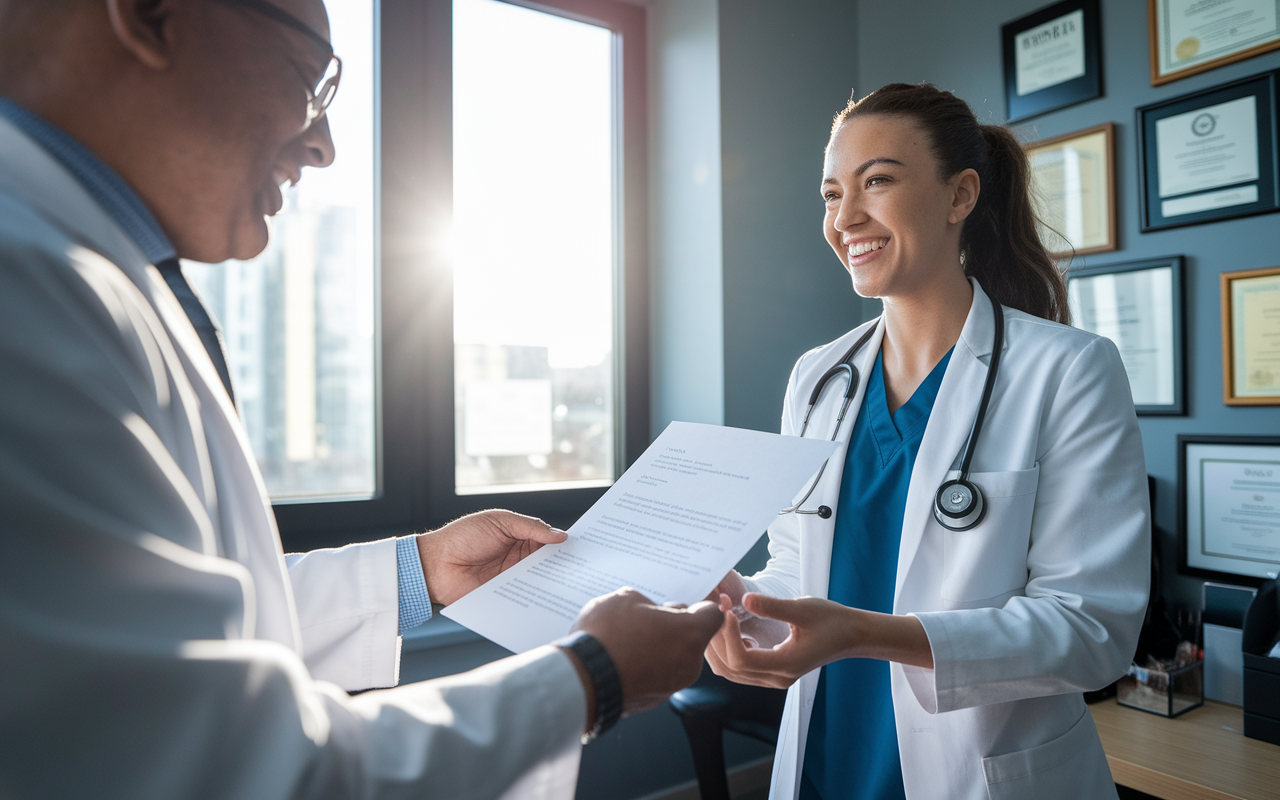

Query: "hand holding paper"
<box><xmin>444</xmin><ymin>422</ymin><xmax>837</xmax><ymax>653</ymax></box>
<box><xmin>568</xmin><ymin>588</ymin><xmax>724</xmax><ymax>716</ymax></box>
<box><xmin>416</xmin><ymin>510</ymin><xmax>567</xmax><ymax>605</ymax></box>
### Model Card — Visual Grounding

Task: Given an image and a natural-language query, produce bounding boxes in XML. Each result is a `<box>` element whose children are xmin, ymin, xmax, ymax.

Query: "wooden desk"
<box><xmin>1090</xmin><ymin>699</ymin><xmax>1280</xmax><ymax>800</ymax></box>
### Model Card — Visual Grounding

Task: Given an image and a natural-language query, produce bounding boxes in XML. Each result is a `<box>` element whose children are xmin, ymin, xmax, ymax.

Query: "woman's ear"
<box><xmin>105</xmin><ymin>0</ymin><xmax>176</xmax><ymax>71</ymax></box>
<box><xmin>947</xmin><ymin>168</ymin><xmax>981</xmax><ymax>225</ymax></box>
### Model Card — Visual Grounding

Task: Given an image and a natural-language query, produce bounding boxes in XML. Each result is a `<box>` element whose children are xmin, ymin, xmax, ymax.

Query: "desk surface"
<box><xmin>1090</xmin><ymin>699</ymin><xmax>1280</xmax><ymax>800</ymax></box>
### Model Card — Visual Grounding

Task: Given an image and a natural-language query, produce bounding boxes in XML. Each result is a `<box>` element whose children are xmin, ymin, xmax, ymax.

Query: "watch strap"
<box><xmin>555</xmin><ymin>631</ymin><xmax>623</xmax><ymax>743</ymax></box>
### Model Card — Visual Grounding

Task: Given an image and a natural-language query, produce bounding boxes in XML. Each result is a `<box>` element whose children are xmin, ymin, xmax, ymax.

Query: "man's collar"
<box><xmin>0</xmin><ymin>98</ymin><xmax>176</xmax><ymax>265</ymax></box>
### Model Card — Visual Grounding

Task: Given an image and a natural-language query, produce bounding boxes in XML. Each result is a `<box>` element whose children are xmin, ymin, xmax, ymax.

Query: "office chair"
<box><xmin>668</xmin><ymin>664</ymin><xmax>786</xmax><ymax>800</ymax></box>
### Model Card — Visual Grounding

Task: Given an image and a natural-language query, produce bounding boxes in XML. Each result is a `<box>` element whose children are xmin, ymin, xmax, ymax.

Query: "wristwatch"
<box><xmin>555</xmin><ymin>631</ymin><xmax>623</xmax><ymax>743</ymax></box>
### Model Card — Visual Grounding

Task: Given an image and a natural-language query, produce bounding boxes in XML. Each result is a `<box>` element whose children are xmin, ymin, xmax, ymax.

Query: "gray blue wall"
<box><xmin>718</xmin><ymin>0</ymin><xmax>875</xmax><ymax>437</ymax></box>
<box><xmin>649</xmin><ymin>0</ymin><xmax>725</xmax><ymax>433</ymax></box>
<box><xmin>857</xmin><ymin>0</ymin><xmax>1280</xmax><ymax>609</ymax></box>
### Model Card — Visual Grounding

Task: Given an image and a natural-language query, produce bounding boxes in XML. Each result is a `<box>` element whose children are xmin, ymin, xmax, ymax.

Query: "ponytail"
<box><xmin>832</xmin><ymin>84</ymin><xmax>1070</xmax><ymax>325</ymax></box>
<box><xmin>964</xmin><ymin>125</ymin><xmax>1069</xmax><ymax>324</ymax></box>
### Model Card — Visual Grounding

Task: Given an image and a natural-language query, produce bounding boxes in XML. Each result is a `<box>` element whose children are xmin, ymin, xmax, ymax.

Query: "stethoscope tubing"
<box><xmin>780</xmin><ymin>302</ymin><xmax>1004</xmax><ymax>526</ymax></box>
<box><xmin>778</xmin><ymin>325</ymin><xmax>877</xmax><ymax>517</ymax></box>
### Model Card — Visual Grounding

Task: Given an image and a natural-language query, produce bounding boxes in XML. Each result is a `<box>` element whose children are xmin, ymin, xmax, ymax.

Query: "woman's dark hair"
<box><xmin>832</xmin><ymin>82</ymin><xmax>1069</xmax><ymax>324</ymax></box>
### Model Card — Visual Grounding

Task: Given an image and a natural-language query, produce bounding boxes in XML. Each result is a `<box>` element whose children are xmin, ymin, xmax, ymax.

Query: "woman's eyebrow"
<box><xmin>821</xmin><ymin>157</ymin><xmax>907</xmax><ymax>184</ymax></box>
<box><xmin>853</xmin><ymin>157</ymin><xmax>904</xmax><ymax>176</ymax></box>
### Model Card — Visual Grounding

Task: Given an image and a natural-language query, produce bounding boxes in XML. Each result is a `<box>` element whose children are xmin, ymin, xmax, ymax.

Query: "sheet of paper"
<box><xmin>1161</xmin><ymin>0</ymin><xmax>1279</xmax><ymax>75</ymax></box>
<box><xmin>1068</xmin><ymin>266</ymin><xmax>1176</xmax><ymax>407</ymax></box>
<box><xmin>443</xmin><ymin>421</ymin><xmax>837</xmax><ymax>653</ymax></box>
<box><xmin>1200</xmin><ymin>458</ymin><xmax>1280</xmax><ymax>567</ymax></box>
<box><xmin>1015</xmin><ymin>9</ymin><xmax>1086</xmax><ymax>97</ymax></box>
<box><xmin>1232</xmin><ymin>273</ymin><xmax>1280</xmax><ymax>397</ymax></box>
<box><xmin>1156</xmin><ymin>95</ymin><xmax>1259</xmax><ymax>199</ymax></box>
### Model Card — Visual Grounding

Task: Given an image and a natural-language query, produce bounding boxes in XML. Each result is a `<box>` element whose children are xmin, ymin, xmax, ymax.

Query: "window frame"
<box><xmin>277</xmin><ymin>0</ymin><xmax>648</xmax><ymax>550</ymax></box>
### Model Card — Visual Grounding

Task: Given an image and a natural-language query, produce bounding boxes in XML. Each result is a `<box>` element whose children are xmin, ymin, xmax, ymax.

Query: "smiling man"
<box><xmin>0</xmin><ymin>1</ymin><xmax>722</xmax><ymax>798</ymax></box>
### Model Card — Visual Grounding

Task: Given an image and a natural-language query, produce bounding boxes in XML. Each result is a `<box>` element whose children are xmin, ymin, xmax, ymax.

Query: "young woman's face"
<box><xmin>821</xmin><ymin>114</ymin><xmax>974</xmax><ymax>300</ymax></box>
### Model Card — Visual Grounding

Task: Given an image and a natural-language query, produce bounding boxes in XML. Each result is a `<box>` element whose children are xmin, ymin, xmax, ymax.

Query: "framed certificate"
<box><xmin>1027</xmin><ymin>123</ymin><xmax>1116</xmax><ymax>257</ymax></box>
<box><xmin>1003</xmin><ymin>0</ymin><xmax>1103</xmax><ymax>121</ymax></box>
<box><xmin>1068</xmin><ymin>256</ymin><xmax>1185</xmax><ymax>415</ymax></box>
<box><xmin>1137</xmin><ymin>72</ymin><xmax>1279</xmax><ymax>231</ymax></box>
<box><xmin>1179</xmin><ymin>435</ymin><xmax>1280</xmax><ymax>585</ymax></box>
<box><xmin>1150</xmin><ymin>0</ymin><xmax>1280</xmax><ymax>85</ymax></box>
<box><xmin>1222</xmin><ymin>265</ymin><xmax>1280</xmax><ymax>405</ymax></box>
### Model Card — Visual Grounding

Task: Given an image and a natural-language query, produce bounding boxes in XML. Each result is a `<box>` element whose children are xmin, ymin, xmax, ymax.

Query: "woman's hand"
<box><xmin>704</xmin><ymin>592</ymin><xmax>935</xmax><ymax>689</ymax></box>
<box><xmin>705</xmin><ymin>592</ymin><xmax>857</xmax><ymax>688</ymax></box>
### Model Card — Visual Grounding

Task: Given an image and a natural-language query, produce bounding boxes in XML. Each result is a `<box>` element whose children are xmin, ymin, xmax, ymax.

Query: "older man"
<box><xmin>0</xmin><ymin>1</ymin><xmax>721</xmax><ymax>798</ymax></box>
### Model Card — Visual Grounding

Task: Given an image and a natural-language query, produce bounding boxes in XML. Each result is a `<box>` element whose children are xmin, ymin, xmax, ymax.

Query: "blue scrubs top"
<box><xmin>799</xmin><ymin>348</ymin><xmax>952</xmax><ymax>800</ymax></box>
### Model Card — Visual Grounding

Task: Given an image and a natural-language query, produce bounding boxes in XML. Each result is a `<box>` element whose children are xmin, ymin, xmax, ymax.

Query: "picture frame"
<box><xmin>1026</xmin><ymin>122</ymin><xmax>1117</xmax><ymax>257</ymax></box>
<box><xmin>1221</xmin><ymin>265</ymin><xmax>1280</xmax><ymax>405</ymax></box>
<box><xmin>1067</xmin><ymin>256</ymin><xmax>1185</xmax><ymax>415</ymax></box>
<box><xmin>1137</xmin><ymin>71</ymin><xmax>1279</xmax><ymax>232</ymax></box>
<box><xmin>1177</xmin><ymin>434</ymin><xmax>1280</xmax><ymax>586</ymax></box>
<box><xmin>1002</xmin><ymin>0</ymin><xmax>1103</xmax><ymax>121</ymax></box>
<box><xmin>1150</xmin><ymin>0</ymin><xmax>1280</xmax><ymax>86</ymax></box>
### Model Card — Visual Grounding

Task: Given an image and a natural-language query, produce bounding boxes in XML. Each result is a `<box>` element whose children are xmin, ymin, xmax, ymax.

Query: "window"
<box><xmin>452</xmin><ymin>0</ymin><xmax>617</xmax><ymax>495</ymax></box>
<box><xmin>186</xmin><ymin>0</ymin><xmax>377</xmax><ymax>502</ymax></box>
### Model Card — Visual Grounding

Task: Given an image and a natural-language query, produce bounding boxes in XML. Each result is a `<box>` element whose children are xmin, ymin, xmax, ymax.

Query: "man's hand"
<box><xmin>416</xmin><ymin>510</ymin><xmax>567</xmax><ymax>606</ymax></box>
<box><xmin>567</xmin><ymin>588</ymin><xmax>724</xmax><ymax>718</ymax></box>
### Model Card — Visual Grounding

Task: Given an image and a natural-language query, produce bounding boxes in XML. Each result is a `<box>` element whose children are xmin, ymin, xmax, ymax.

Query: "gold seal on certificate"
<box><xmin>1151</xmin><ymin>0</ymin><xmax>1280</xmax><ymax>85</ymax></box>
<box><xmin>1223</xmin><ymin>266</ymin><xmax>1280</xmax><ymax>405</ymax></box>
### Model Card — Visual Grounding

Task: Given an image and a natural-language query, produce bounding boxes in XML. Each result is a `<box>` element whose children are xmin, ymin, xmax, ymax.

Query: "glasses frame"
<box><xmin>212</xmin><ymin>0</ymin><xmax>343</xmax><ymax>124</ymax></box>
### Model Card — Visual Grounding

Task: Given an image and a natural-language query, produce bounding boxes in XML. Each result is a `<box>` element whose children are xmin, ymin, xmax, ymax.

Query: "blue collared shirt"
<box><xmin>0</xmin><ymin>97</ymin><xmax>432</xmax><ymax>635</ymax></box>
<box><xmin>0</xmin><ymin>97</ymin><xmax>176</xmax><ymax>264</ymax></box>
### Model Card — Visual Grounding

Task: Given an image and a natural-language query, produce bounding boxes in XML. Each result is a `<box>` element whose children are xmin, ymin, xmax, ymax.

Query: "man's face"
<box><xmin>175</xmin><ymin>0</ymin><xmax>336</xmax><ymax>262</ymax></box>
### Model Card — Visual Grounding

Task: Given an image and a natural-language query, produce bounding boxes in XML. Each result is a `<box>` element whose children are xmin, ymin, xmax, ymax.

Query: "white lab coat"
<box><xmin>0</xmin><ymin>117</ymin><xmax>584</xmax><ymax>799</ymax></box>
<box><xmin>745</xmin><ymin>282</ymin><xmax>1149</xmax><ymax>800</ymax></box>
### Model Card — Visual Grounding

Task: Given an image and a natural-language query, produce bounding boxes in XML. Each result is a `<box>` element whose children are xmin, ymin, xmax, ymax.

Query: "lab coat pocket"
<box><xmin>981</xmin><ymin>709</ymin><xmax>1116</xmax><ymax>800</ymax></box>
<box><xmin>939</xmin><ymin>465</ymin><xmax>1039</xmax><ymax>604</ymax></box>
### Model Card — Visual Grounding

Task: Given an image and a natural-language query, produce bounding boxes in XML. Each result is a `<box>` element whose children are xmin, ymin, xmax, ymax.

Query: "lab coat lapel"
<box><xmin>895</xmin><ymin>280</ymin><xmax>998</xmax><ymax>603</ymax></box>
<box><xmin>799</xmin><ymin>317</ymin><xmax>885</xmax><ymax>599</ymax></box>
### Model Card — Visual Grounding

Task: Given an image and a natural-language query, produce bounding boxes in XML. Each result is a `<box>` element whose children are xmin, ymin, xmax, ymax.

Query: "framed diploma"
<box><xmin>1027</xmin><ymin>123</ymin><xmax>1116</xmax><ymax>257</ymax></box>
<box><xmin>1003</xmin><ymin>0</ymin><xmax>1103</xmax><ymax>121</ymax></box>
<box><xmin>1150</xmin><ymin>0</ymin><xmax>1280</xmax><ymax>85</ymax></box>
<box><xmin>1222</xmin><ymin>265</ymin><xmax>1280</xmax><ymax>404</ymax></box>
<box><xmin>1179</xmin><ymin>435</ymin><xmax>1280</xmax><ymax>585</ymax></box>
<box><xmin>1067</xmin><ymin>256</ymin><xmax>1185</xmax><ymax>415</ymax></box>
<box><xmin>1137</xmin><ymin>72</ymin><xmax>1279</xmax><ymax>231</ymax></box>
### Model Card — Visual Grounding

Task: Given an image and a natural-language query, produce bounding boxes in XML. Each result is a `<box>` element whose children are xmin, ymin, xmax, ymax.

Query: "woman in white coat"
<box><xmin>705</xmin><ymin>83</ymin><xmax>1150</xmax><ymax>800</ymax></box>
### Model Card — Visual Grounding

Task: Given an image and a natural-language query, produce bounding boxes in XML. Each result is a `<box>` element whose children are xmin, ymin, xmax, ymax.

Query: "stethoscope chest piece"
<box><xmin>933</xmin><ymin>479</ymin><xmax>985</xmax><ymax>531</ymax></box>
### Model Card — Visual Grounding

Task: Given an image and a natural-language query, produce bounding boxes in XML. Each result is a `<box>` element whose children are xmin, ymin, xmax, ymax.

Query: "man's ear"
<box><xmin>105</xmin><ymin>0</ymin><xmax>175</xmax><ymax>70</ymax></box>
<box><xmin>947</xmin><ymin>168</ymin><xmax>981</xmax><ymax>225</ymax></box>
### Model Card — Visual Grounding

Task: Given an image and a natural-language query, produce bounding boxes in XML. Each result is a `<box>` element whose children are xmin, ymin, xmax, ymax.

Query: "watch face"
<box><xmin>1191</xmin><ymin>112</ymin><xmax>1216</xmax><ymax>137</ymax></box>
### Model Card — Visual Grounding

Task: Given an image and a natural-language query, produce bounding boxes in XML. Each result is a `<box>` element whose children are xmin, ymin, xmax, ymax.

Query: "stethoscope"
<box><xmin>779</xmin><ymin>301</ymin><xmax>1004</xmax><ymax>532</ymax></box>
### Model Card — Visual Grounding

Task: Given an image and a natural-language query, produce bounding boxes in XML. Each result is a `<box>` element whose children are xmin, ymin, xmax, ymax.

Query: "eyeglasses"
<box><xmin>212</xmin><ymin>0</ymin><xmax>343</xmax><ymax>125</ymax></box>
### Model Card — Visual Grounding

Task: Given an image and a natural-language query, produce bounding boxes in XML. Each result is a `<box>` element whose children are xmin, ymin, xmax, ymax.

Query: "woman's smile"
<box><xmin>846</xmin><ymin>237</ymin><xmax>889</xmax><ymax>266</ymax></box>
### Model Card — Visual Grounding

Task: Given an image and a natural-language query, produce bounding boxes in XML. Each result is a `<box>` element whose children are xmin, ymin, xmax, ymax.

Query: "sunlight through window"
<box><xmin>452</xmin><ymin>0</ymin><xmax>618</xmax><ymax>494</ymax></box>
